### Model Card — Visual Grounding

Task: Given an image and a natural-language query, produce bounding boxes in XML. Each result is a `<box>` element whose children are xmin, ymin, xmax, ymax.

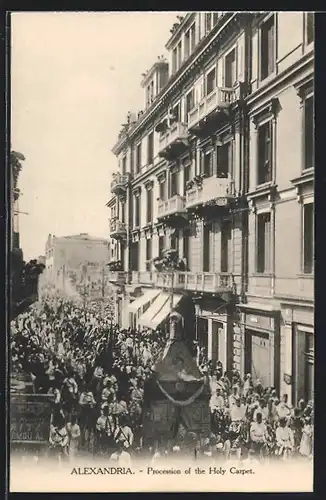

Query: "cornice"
<box><xmin>111</xmin><ymin>12</ymin><xmax>244</xmax><ymax>156</ymax></box>
<box><xmin>105</xmin><ymin>196</ymin><xmax>117</xmax><ymax>208</ymax></box>
<box><xmin>291</xmin><ymin>168</ymin><xmax>314</xmax><ymax>187</ymax></box>
<box><xmin>165</xmin><ymin>13</ymin><xmax>196</xmax><ymax>50</ymax></box>
<box><xmin>245</xmin><ymin>51</ymin><xmax>314</xmax><ymax>110</ymax></box>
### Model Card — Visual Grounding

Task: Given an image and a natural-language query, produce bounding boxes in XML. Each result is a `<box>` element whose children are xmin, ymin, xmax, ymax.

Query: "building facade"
<box><xmin>108</xmin><ymin>12</ymin><xmax>314</xmax><ymax>405</ymax></box>
<box><xmin>45</xmin><ymin>233</ymin><xmax>110</xmax><ymax>295</ymax></box>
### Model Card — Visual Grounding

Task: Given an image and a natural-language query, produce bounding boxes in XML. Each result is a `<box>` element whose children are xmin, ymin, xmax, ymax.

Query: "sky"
<box><xmin>11</xmin><ymin>11</ymin><xmax>185</xmax><ymax>261</ymax></box>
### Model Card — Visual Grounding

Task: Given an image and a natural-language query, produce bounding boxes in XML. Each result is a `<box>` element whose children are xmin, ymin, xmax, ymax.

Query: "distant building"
<box><xmin>45</xmin><ymin>233</ymin><xmax>110</xmax><ymax>291</ymax></box>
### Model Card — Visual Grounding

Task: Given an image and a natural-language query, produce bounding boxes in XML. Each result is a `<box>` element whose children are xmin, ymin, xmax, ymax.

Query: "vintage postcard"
<box><xmin>9</xmin><ymin>11</ymin><xmax>314</xmax><ymax>493</ymax></box>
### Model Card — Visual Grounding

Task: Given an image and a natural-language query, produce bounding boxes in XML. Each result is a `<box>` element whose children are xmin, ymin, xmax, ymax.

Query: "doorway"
<box><xmin>244</xmin><ymin>329</ymin><xmax>272</xmax><ymax>388</ymax></box>
<box><xmin>197</xmin><ymin>317</ymin><xmax>209</xmax><ymax>359</ymax></box>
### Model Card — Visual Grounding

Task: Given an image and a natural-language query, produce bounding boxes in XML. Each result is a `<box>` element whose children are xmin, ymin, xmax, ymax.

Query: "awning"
<box><xmin>138</xmin><ymin>292</ymin><xmax>169</xmax><ymax>328</ymax></box>
<box><xmin>138</xmin><ymin>292</ymin><xmax>183</xmax><ymax>330</ymax></box>
<box><xmin>150</xmin><ymin>293</ymin><xmax>183</xmax><ymax>330</ymax></box>
<box><xmin>128</xmin><ymin>288</ymin><xmax>161</xmax><ymax>313</ymax></box>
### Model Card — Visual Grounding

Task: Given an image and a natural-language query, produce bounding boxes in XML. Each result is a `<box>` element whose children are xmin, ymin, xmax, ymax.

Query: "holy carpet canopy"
<box><xmin>142</xmin><ymin>339</ymin><xmax>211</xmax><ymax>441</ymax></box>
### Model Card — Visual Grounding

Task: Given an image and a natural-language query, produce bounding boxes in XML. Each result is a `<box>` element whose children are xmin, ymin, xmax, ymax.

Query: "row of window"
<box><xmin>257</xmin><ymin>202</ymin><xmax>313</xmax><ymax>275</ymax></box>
<box><xmin>174</xmin><ymin>12</ymin><xmax>314</xmax><ymax>119</ymax></box>
<box><xmin>121</xmin><ymin>92</ymin><xmax>313</xmax><ymax>185</ymax></box>
<box><xmin>130</xmin><ymin>220</ymin><xmax>230</xmax><ymax>274</ymax></box>
<box><xmin>120</xmin><ymin>91</ymin><xmax>313</xmax><ymax>193</ymax></box>
<box><xmin>120</xmin><ymin>131</ymin><xmax>154</xmax><ymax>175</ymax></box>
<box><xmin>174</xmin><ymin>46</ymin><xmax>237</xmax><ymax>121</ymax></box>
<box><xmin>129</xmin><ymin>143</ymin><xmax>232</xmax><ymax>227</ymax></box>
<box><xmin>127</xmin><ymin>13</ymin><xmax>314</xmax><ymax>175</ymax></box>
<box><xmin>256</xmin><ymin>93</ymin><xmax>313</xmax><ymax>185</ymax></box>
<box><xmin>127</xmin><ymin>201</ymin><xmax>314</xmax><ymax>276</ymax></box>
<box><xmin>171</xmin><ymin>13</ymin><xmax>221</xmax><ymax>74</ymax></box>
<box><xmin>171</xmin><ymin>12</ymin><xmax>314</xmax><ymax>81</ymax></box>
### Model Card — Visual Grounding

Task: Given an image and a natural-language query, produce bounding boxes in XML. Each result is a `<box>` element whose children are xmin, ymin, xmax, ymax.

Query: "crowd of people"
<box><xmin>10</xmin><ymin>287</ymin><xmax>314</xmax><ymax>466</ymax></box>
<box><xmin>206</xmin><ymin>364</ymin><xmax>314</xmax><ymax>462</ymax></box>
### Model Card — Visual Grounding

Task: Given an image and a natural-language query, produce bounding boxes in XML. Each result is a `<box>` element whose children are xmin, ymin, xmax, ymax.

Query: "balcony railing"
<box><xmin>110</xmin><ymin>173</ymin><xmax>129</xmax><ymax>194</ymax></box>
<box><xmin>108</xmin><ymin>271</ymin><xmax>126</xmax><ymax>284</ymax></box>
<box><xmin>158</xmin><ymin>122</ymin><xmax>188</xmax><ymax>159</ymax></box>
<box><xmin>157</xmin><ymin>194</ymin><xmax>186</xmax><ymax>219</ymax></box>
<box><xmin>159</xmin><ymin>122</ymin><xmax>188</xmax><ymax>149</ymax></box>
<box><xmin>131</xmin><ymin>271</ymin><xmax>154</xmax><ymax>285</ymax></box>
<box><xmin>185</xmin><ymin>176</ymin><xmax>234</xmax><ymax>210</ymax></box>
<box><xmin>188</xmin><ymin>87</ymin><xmax>237</xmax><ymax>130</ymax></box>
<box><xmin>110</xmin><ymin>218</ymin><xmax>127</xmax><ymax>239</ymax></box>
<box><xmin>132</xmin><ymin>270</ymin><xmax>234</xmax><ymax>293</ymax></box>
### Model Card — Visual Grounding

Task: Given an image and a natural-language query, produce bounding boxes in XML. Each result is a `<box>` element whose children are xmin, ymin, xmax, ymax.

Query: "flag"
<box><xmin>104</xmin><ymin>324</ymin><xmax>114</xmax><ymax>372</ymax></box>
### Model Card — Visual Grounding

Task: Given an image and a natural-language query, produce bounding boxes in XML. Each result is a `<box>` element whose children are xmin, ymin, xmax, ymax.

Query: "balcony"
<box><xmin>110</xmin><ymin>173</ymin><xmax>129</xmax><ymax>195</ymax></box>
<box><xmin>157</xmin><ymin>195</ymin><xmax>187</xmax><ymax>224</ymax></box>
<box><xmin>188</xmin><ymin>87</ymin><xmax>237</xmax><ymax>132</ymax></box>
<box><xmin>132</xmin><ymin>270</ymin><xmax>234</xmax><ymax>294</ymax></box>
<box><xmin>185</xmin><ymin>175</ymin><xmax>234</xmax><ymax>211</ymax></box>
<box><xmin>110</xmin><ymin>218</ymin><xmax>127</xmax><ymax>240</ymax></box>
<box><xmin>131</xmin><ymin>271</ymin><xmax>154</xmax><ymax>286</ymax></box>
<box><xmin>180</xmin><ymin>272</ymin><xmax>234</xmax><ymax>293</ymax></box>
<box><xmin>158</xmin><ymin>122</ymin><xmax>189</xmax><ymax>160</ymax></box>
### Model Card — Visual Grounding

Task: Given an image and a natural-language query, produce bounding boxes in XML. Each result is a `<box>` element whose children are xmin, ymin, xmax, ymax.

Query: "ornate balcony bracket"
<box><xmin>133</xmin><ymin>186</ymin><xmax>141</xmax><ymax>197</ymax></box>
<box><xmin>153</xmin><ymin>222</ymin><xmax>167</xmax><ymax>236</ymax></box>
<box><xmin>229</xmin><ymin>195</ymin><xmax>249</xmax><ymax>215</ymax></box>
<box><xmin>144</xmin><ymin>179</ymin><xmax>154</xmax><ymax>190</ymax></box>
<box><xmin>156</xmin><ymin>171</ymin><xmax>167</xmax><ymax>183</ymax></box>
<box><xmin>131</xmin><ymin>228</ymin><xmax>141</xmax><ymax>242</ymax></box>
<box><xmin>143</xmin><ymin>223</ymin><xmax>154</xmax><ymax>238</ymax></box>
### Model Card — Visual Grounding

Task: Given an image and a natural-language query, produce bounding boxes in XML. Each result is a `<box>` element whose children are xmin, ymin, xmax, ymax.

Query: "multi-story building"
<box><xmin>108</xmin><ymin>11</ymin><xmax>314</xmax><ymax>405</ymax></box>
<box><xmin>45</xmin><ymin>233</ymin><xmax>110</xmax><ymax>293</ymax></box>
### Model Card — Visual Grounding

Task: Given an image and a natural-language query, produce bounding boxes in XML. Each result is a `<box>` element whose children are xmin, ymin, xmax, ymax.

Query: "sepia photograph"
<box><xmin>9</xmin><ymin>10</ymin><xmax>314</xmax><ymax>493</ymax></box>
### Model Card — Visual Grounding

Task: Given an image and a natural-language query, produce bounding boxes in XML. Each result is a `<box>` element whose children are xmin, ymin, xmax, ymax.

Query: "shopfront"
<box><xmin>293</xmin><ymin>324</ymin><xmax>314</xmax><ymax>404</ymax></box>
<box><xmin>196</xmin><ymin>311</ymin><xmax>232</xmax><ymax>372</ymax></box>
<box><xmin>241</xmin><ymin>304</ymin><xmax>280</xmax><ymax>392</ymax></box>
<box><xmin>210</xmin><ymin>321</ymin><xmax>223</xmax><ymax>367</ymax></box>
<box><xmin>280</xmin><ymin>304</ymin><xmax>314</xmax><ymax>405</ymax></box>
<box><xmin>197</xmin><ymin>316</ymin><xmax>209</xmax><ymax>356</ymax></box>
